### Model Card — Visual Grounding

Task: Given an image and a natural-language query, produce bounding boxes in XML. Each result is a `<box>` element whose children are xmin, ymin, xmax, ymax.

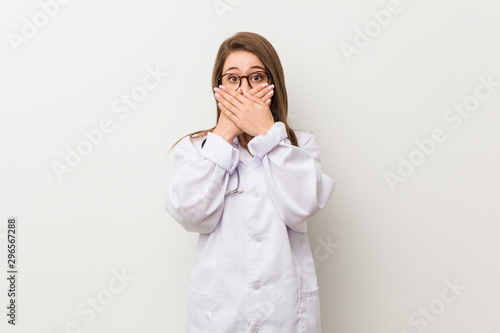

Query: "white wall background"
<box><xmin>1</xmin><ymin>0</ymin><xmax>499</xmax><ymax>332</ymax></box>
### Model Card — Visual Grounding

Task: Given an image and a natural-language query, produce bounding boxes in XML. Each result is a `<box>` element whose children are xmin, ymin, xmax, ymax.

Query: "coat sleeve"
<box><xmin>248</xmin><ymin>122</ymin><xmax>335</xmax><ymax>233</ymax></box>
<box><xmin>165</xmin><ymin>132</ymin><xmax>239</xmax><ymax>233</ymax></box>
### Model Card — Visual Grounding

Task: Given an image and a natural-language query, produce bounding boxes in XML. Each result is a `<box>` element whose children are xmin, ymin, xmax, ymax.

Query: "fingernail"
<box><xmin>214</xmin><ymin>87</ymin><xmax>220</xmax><ymax>93</ymax></box>
<box><xmin>214</xmin><ymin>93</ymin><xmax>221</xmax><ymax>98</ymax></box>
<box><xmin>219</xmin><ymin>85</ymin><xmax>226</xmax><ymax>90</ymax></box>
<box><xmin>267</xmin><ymin>90</ymin><xmax>274</xmax><ymax>96</ymax></box>
<box><xmin>261</xmin><ymin>83</ymin><xmax>269</xmax><ymax>88</ymax></box>
<box><xmin>268</xmin><ymin>84</ymin><xmax>274</xmax><ymax>90</ymax></box>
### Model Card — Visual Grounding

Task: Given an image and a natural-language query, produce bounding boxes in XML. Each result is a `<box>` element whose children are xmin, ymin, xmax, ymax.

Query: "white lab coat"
<box><xmin>165</xmin><ymin>121</ymin><xmax>335</xmax><ymax>333</ymax></box>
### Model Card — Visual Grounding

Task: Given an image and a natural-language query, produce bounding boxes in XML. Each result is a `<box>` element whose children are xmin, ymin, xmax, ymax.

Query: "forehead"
<box><xmin>223</xmin><ymin>51</ymin><xmax>265</xmax><ymax>72</ymax></box>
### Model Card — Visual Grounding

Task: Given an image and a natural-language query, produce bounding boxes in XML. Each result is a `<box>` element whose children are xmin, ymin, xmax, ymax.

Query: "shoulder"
<box><xmin>292</xmin><ymin>129</ymin><xmax>316</xmax><ymax>148</ymax></box>
<box><xmin>174</xmin><ymin>134</ymin><xmax>207</xmax><ymax>155</ymax></box>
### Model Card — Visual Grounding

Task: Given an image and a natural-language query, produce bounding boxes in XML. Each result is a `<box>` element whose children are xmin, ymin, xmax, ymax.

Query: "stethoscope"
<box><xmin>202</xmin><ymin>138</ymin><xmax>244</xmax><ymax>196</ymax></box>
<box><xmin>225</xmin><ymin>167</ymin><xmax>244</xmax><ymax>195</ymax></box>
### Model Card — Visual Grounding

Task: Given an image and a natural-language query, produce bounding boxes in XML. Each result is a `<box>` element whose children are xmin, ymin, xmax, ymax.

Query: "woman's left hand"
<box><xmin>214</xmin><ymin>85</ymin><xmax>275</xmax><ymax>137</ymax></box>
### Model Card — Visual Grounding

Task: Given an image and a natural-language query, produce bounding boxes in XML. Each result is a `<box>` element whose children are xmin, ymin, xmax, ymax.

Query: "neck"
<box><xmin>238</xmin><ymin>133</ymin><xmax>254</xmax><ymax>156</ymax></box>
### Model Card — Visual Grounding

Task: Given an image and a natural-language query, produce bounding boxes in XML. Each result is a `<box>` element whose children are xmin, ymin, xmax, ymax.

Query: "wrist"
<box><xmin>255</xmin><ymin>121</ymin><xmax>275</xmax><ymax>137</ymax></box>
<box><xmin>213</xmin><ymin>127</ymin><xmax>236</xmax><ymax>144</ymax></box>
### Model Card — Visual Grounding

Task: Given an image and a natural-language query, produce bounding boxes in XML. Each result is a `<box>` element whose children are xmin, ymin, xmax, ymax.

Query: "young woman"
<box><xmin>165</xmin><ymin>31</ymin><xmax>335</xmax><ymax>333</ymax></box>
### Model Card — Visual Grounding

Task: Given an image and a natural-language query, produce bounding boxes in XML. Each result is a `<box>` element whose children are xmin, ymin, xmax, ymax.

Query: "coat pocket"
<box><xmin>186</xmin><ymin>286</ymin><xmax>215</xmax><ymax>333</ymax></box>
<box><xmin>299</xmin><ymin>287</ymin><xmax>321</xmax><ymax>333</ymax></box>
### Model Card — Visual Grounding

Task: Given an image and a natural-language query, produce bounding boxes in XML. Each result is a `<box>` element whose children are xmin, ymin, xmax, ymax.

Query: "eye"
<box><xmin>251</xmin><ymin>73</ymin><xmax>264</xmax><ymax>82</ymax></box>
<box><xmin>227</xmin><ymin>75</ymin><xmax>239</xmax><ymax>83</ymax></box>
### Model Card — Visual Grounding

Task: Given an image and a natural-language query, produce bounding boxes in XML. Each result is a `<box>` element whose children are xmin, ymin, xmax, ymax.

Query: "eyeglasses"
<box><xmin>218</xmin><ymin>71</ymin><xmax>272</xmax><ymax>90</ymax></box>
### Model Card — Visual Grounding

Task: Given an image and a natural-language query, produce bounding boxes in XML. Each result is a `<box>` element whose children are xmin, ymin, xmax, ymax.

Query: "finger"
<box><xmin>215</xmin><ymin>93</ymin><xmax>239</xmax><ymax>115</ymax></box>
<box><xmin>253</xmin><ymin>84</ymin><xmax>275</xmax><ymax>100</ymax></box>
<box><xmin>217</xmin><ymin>101</ymin><xmax>238</xmax><ymax>117</ymax></box>
<box><xmin>218</xmin><ymin>103</ymin><xmax>239</xmax><ymax>123</ymax></box>
<box><xmin>218</xmin><ymin>109</ymin><xmax>240</xmax><ymax>128</ymax></box>
<box><xmin>217</xmin><ymin>96</ymin><xmax>239</xmax><ymax>117</ymax></box>
<box><xmin>214</xmin><ymin>87</ymin><xmax>242</xmax><ymax>110</ymax></box>
<box><xmin>246</xmin><ymin>83</ymin><xmax>273</xmax><ymax>102</ymax></box>
<box><xmin>243</xmin><ymin>91</ymin><xmax>266</xmax><ymax>105</ymax></box>
<box><xmin>257</xmin><ymin>88</ymin><xmax>274</xmax><ymax>102</ymax></box>
<box><xmin>217</xmin><ymin>86</ymin><xmax>245</xmax><ymax>106</ymax></box>
<box><xmin>246</xmin><ymin>82</ymin><xmax>270</xmax><ymax>97</ymax></box>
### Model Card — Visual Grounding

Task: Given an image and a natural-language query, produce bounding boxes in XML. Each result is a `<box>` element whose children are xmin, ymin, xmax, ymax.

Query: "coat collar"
<box><xmin>232</xmin><ymin>136</ymin><xmax>262</xmax><ymax>173</ymax></box>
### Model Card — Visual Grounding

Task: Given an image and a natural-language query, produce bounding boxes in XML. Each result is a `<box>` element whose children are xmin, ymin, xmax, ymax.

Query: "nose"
<box><xmin>238</xmin><ymin>77</ymin><xmax>251</xmax><ymax>94</ymax></box>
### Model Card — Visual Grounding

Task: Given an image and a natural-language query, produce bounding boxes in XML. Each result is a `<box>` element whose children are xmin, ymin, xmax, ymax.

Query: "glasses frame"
<box><xmin>217</xmin><ymin>71</ymin><xmax>272</xmax><ymax>90</ymax></box>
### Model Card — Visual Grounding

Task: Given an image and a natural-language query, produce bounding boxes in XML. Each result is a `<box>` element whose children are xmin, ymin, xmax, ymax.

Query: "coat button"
<box><xmin>252</xmin><ymin>190</ymin><xmax>261</xmax><ymax>198</ymax></box>
<box><xmin>252</xmin><ymin>281</ymin><xmax>261</xmax><ymax>290</ymax></box>
<box><xmin>249</xmin><ymin>326</ymin><xmax>259</xmax><ymax>333</ymax></box>
<box><xmin>253</xmin><ymin>234</ymin><xmax>263</xmax><ymax>243</ymax></box>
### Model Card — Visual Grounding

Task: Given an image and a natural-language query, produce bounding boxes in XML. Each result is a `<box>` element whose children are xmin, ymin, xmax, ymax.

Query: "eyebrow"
<box><xmin>224</xmin><ymin>65</ymin><xmax>266</xmax><ymax>73</ymax></box>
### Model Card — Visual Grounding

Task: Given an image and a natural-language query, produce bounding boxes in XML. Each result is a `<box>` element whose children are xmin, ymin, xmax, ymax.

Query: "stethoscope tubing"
<box><xmin>225</xmin><ymin>167</ymin><xmax>243</xmax><ymax>195</ymax></box>
<box><xmin>202</xmin><ymin>138</ymin><xmax>244</xmax><ymax>196</ymax></box>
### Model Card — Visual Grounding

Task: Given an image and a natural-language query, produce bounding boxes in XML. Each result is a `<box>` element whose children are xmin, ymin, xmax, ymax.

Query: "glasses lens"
<box><xmin>221</xmin><ymin>74</ymin><xmax>240</xmax><ymax>90</ymax></box>
<box><xmin>248</xmin><ymin>72</ymin><xmax>269</xmax><ymax>87</ymax></box>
